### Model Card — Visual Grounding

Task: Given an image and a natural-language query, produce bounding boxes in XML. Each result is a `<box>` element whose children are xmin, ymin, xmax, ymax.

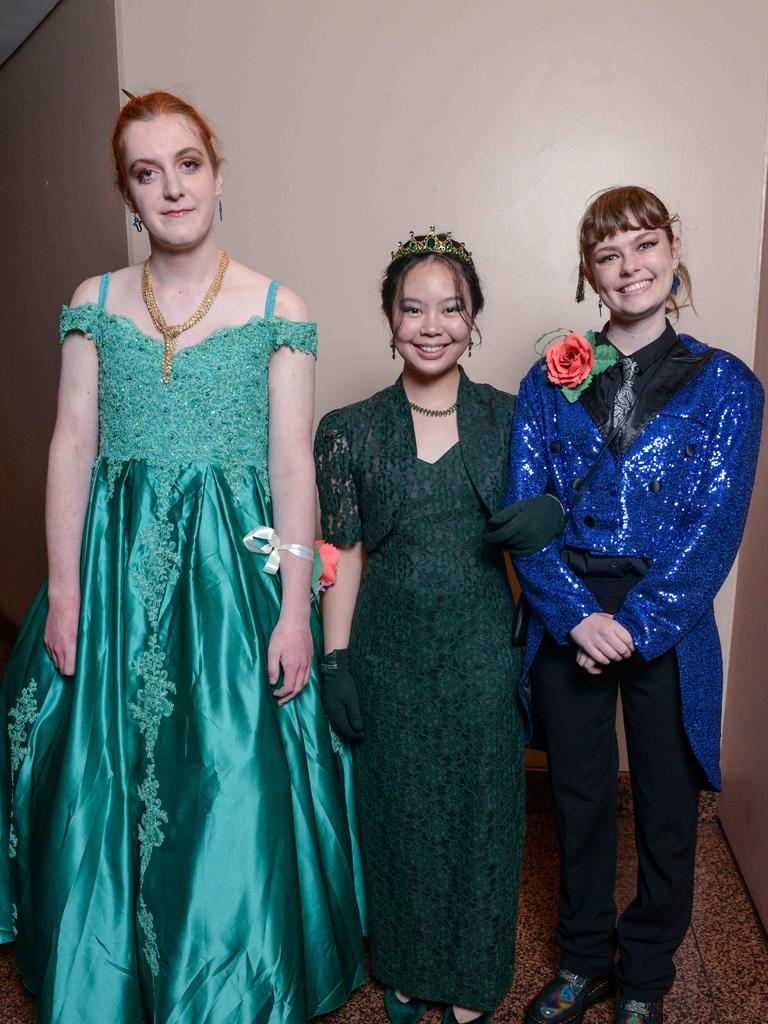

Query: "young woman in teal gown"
<box><xmin>0</xmin><ymin>91</ymin><xmax>364</xmax><ymax>1024</ymax></box>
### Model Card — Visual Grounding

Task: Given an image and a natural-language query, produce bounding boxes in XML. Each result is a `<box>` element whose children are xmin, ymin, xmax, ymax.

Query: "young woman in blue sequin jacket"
<box><xmin>507</xmin><ymin>187</ymin><xmax>763</xmax><ymax>1024</ymax></box>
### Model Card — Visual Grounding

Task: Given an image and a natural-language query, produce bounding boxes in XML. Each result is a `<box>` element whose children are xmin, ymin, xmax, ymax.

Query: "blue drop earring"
<box><xmin>218</xmin><ymin>198</ymin><xmax>223</xmax><ymax>222</ymax></box>
<box><xmin>672</xmin><ymin>272</ymin><xmax>681</xmax><ymax>296</ymax></box>
<box><xmin>598</xmin><ymin>297</ymin><xmax>603</xmax><ymax>318</ymax></box>
<box><xmin>132</xmin><ymin>213</ymin><xmax>143</xmax><ymax>233</ymax></box>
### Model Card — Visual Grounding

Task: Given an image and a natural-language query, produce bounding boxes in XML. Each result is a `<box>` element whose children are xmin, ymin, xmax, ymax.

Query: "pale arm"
<box><xmin>319</xmin><ymin>542</ymin><xmax>364</xmax><ymax>654</ymax></box>
<box><xmin>45</xmin><ymin>281</ymin><xmax>100</xmax><ymax>675</ymax></box>
<box><xmin>267</xmin><ymin>316</ymin><xmax>316</xmax><ymax>704</ymax></box>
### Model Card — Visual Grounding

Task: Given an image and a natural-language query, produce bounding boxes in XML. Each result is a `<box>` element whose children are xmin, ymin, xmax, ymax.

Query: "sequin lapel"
<box><xmin>579</xmin><ymin>338</ymin><xmax>713</xmax><ymax>455</ymax></box>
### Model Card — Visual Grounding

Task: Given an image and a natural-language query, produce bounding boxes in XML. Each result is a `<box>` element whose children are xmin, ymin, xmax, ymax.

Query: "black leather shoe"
<box><xmin>525</xmin><ymin>969</ymin><xmax>614</xmax><ymax>1023</ymax></box>
<box><xmin>384</xmin><ymin>988</ymin><xmax>429</xmax><ymax>1024</ymax></box>
<box><xmin>615</xmin><ymin>999</ymin><xmax>663</xmax><ymax>1024</ymax></box>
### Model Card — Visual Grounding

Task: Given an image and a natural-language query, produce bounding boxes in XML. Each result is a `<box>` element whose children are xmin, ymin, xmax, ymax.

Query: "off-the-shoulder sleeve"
<box><xmin>272</xmin><ymin>317</ymin><xmax>318</xmax><ymax>356</ymax></box>
<box><xmin>314</xmin><ymin>408</ymin><xmax>362</xmax><ymax>546</ymax></box>
<box><xmin>59</xmin><ymin>304</ymin><xmax>101</xmax><ymax>343</ymax></box>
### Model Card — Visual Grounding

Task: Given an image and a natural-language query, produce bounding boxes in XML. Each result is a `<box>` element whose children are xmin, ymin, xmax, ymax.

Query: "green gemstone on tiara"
<box><xmin>391</xmin><ymin>226</ymin><xmax>473</xmax><ymax>264</ymax></box>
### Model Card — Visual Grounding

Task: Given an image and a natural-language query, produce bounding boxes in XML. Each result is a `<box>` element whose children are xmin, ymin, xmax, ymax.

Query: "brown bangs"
<box><xmin>579</xmin><ymin>186</ymin><xmax>677</xmax><ymax>264</ymax></box>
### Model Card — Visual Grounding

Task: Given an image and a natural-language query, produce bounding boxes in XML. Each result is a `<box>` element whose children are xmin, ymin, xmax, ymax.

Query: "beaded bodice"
<box><xmin>60</xmin><ymin>293</ymin><xmax>317</xmax><ymax>498</ymax></box>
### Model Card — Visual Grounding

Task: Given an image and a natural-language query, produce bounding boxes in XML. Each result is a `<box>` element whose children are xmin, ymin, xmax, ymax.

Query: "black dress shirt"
<box><xmin>591</xmin><ymin>319</ymin><xmax>678</xmax><ymax>424</ymax></box>
<box><xmin>562</xmin><ymin>320</ymin><xmax>678</xmax><ymax>604</ymax></box>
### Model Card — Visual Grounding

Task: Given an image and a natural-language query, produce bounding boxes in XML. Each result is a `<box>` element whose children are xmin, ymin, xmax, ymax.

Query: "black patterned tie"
<box><xmin>612</xmin><ymin>357</ymin><xmax>639</xmax><ymax>431</ymax></box>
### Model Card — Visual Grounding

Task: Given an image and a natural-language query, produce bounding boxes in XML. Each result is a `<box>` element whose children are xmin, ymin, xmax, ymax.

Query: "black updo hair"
<box><xmin>381</xmin><ymin>232</ymin><xmax>485</xmax><ymax>341</ymax></box>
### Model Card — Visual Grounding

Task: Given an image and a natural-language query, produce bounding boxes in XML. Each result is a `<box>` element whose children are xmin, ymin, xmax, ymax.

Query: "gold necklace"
<box><xmin>409</xmin><ymin>400</ymin><xmax>457</xmax><ymax>417</ymax></box>
<box><xmin>141</xmin><ymin>249</ymin><xmax>230</xmax><ymax>383</ymax></box>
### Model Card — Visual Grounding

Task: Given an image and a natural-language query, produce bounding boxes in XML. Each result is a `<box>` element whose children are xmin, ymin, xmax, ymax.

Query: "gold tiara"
<box><xmin>391</xmin><ymin>226</ymin><xmax>473</xmax><ymax>264</ymax></box>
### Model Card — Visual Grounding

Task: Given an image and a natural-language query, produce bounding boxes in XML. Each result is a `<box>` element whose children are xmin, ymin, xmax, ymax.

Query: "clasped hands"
<box><xmin>570</xmin><ymin>612</ymin><xmax>634</xmax><ymax>675</ymax></box>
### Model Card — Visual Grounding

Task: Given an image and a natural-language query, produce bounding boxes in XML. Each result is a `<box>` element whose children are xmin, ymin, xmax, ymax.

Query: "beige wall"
<box><xmin>117</xmin><ymin>0</ymin><xmax>768</xmax><ymax>768</ymax></box>
<box><xmin>719</xmin><ymin>166</ymin><xmax>768</xmax><ymax>929</ymax></box>
<box><xmin>2</xmin><ymin>0</ymin><xmax>765</xmax><ymax>764</ymax></box>
<box><xmin>0</xmin><ymin>0</ymin><xmax>128</xmax><ymax>624</ymax></box>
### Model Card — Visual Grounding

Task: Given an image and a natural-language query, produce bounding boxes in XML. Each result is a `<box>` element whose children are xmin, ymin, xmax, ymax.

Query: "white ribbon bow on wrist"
<box><xmin>243</xmin><ymin>526</ymin><xmax>314</xmax><ymax>575</ymax></box>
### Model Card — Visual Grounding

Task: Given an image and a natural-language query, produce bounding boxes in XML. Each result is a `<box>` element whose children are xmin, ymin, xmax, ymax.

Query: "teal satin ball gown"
<box><xmin>0</xmin><ymin>277</ymin><xmax>365</xmax><ymax>1023</ymax></box>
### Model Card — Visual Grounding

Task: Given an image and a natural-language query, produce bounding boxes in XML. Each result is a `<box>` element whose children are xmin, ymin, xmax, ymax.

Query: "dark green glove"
<box><xmin>484</xmin><ymin>494</ymin><xmax>565</xmax><ymax>556</ymax></box>
<box><xmin>319</xmin><ymin>648</ymin><xmax>365</xmax><ymax>742</ymax></box>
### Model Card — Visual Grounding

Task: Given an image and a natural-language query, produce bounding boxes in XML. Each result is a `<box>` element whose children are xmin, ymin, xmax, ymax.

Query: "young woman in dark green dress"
<box><xmin>314</xmin><ymin>231</ymin><xmax>563</xmax><ymax>1024</ymax></box>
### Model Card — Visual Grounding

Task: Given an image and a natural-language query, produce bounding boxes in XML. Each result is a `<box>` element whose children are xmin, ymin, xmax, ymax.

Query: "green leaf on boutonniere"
<box><xmin>311</xmin><ymin>545</ymin><xmax>323</xmax><ymax>598</ymax></box>
<box><xmin>559</xmin><ymin>334</ymin><xmax>619</xmax><ymax>403</ymax></box>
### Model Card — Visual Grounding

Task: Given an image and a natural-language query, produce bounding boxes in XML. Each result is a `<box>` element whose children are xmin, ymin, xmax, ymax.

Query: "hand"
<box><xmin>320</xmin><ymin>649</ymin><xmax>364</xmax><ymax>742</ymax></box>
<box><xmin>268</xmin><ymin>614</ymin><xmax>314</xmax><ymax>705</ymax></box>
<box><xmin>485</xmin><ymin>494</ymin><xmax>565</xmax><ymax>556</ymax></box>
<box><xmin>570</xmin><ymin>612</ymin><xmax>634</xmax><ymax>665</ymax></box>
<box><xmin>576</xmin><ymin>647</ymin><xmax>603</xmax><ymax>675</ymax></box>
<box><xmin>44</xmin><ymin>592</ymin><xmax>80</xmax><ymax>676</ymax></box>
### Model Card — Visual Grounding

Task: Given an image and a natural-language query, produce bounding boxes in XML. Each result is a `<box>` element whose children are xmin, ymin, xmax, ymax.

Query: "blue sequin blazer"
<box><xmin>506</xmin><ymin>333</ymin><xmax>764</xmax><ymax>788</ymax></box>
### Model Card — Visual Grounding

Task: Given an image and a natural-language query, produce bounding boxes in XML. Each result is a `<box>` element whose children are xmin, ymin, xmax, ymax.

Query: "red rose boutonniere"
<box><xmin>537</xmin><ymin>329</ymin><xmax>619</xmax><ymax>403</ymax></box>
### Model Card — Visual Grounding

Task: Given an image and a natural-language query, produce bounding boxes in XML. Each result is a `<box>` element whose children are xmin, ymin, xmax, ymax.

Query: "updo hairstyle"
<box><xmin>381</xmin><ymin>232</ymin><xmax>485</xmax><ymax>341</ymax></box>
<box><xmin>111</xmin><ymin>91</ymin><xmax>222</xmax><ymax>196</ymax></box>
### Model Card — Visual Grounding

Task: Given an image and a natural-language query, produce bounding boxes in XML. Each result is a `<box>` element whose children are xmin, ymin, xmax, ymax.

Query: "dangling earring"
<box><xmin>575</xmin><ymin>263</ymin><xmax>586</xmax><ymax>303</ymax></box>
<box><xmin>598</xmin><ymin>297</ymin><xmax>603</xmax><ymax>318</ymax></box>
<box><xmin>672</xmin><ymin>272</ymin><xmax>681</xmax><ymax>296</ymax></box>
<box><xmin>467</xmin><ymin>339</ymin><xmax>473</xmax><ymax>358</ymax></box>
<box><xmin>218</xmin><ymin>197</ymin><xmax>223</xmax><ymax>222</ymax></box>
<box><xmin>390</xmin><ymin>337</ymin><xmax>397</xmax><ymax>360</ymax></box>
<box><xmin>132</xmin><ymin>214</ymin><xmax>143</xmax><ymax>233</ymax></box>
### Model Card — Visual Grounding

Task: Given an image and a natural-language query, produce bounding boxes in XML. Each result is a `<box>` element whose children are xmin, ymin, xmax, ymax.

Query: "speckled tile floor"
<box><xmin>313</xmin><ymin>816</ymin><xmax>768</xmax><ymax>1024</ymax></box>
<box><xmin>1</xmin><ymin>816</ymin><xmax>764</xmax><ymax>1023</ymax></box>
<box><xmin>0</xmin><ymin>627</ymin><xmax>766</xmax><ymax>1023</ymax></box>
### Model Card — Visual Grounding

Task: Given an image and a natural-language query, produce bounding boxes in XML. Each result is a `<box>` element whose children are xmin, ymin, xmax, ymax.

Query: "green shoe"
<box><xmin>384</xmin><ymin>988</ymin><xmax>429</xmax><ymax>1024</ymax></box>
<box><xmin>442</xmin><ymin>1007</ymin><xmax>492</xmax><ymax>1024</ymax></box>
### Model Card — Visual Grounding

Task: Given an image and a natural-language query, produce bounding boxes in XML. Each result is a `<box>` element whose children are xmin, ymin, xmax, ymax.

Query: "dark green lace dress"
<box><xmin>315</xmin><ymin>373</ymin><xmax>525</xmax><ymax>1011</ymax></box>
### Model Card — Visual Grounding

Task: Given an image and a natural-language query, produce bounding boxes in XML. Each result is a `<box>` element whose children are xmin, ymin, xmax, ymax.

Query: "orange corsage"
<box><xmin>312</xmin><ymin>540</ymin><xmax>339</xmax><ymax>598</ymax></box>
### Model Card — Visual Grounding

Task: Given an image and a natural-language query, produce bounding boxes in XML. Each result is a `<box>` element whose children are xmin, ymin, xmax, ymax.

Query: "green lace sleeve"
<box><xmin>272</xmin><ymin>317</ymin><xmax>318</xmax><ymax>357</ymax></box>
<box><xmin>314</xmin><ymin>408</ymin><xmax>362</xmax><ymax>546</ymax></box>
<box><xmin>59</xmin><ymin>304</ymin><xmax>101</xmax><ymax>344</ymax></box>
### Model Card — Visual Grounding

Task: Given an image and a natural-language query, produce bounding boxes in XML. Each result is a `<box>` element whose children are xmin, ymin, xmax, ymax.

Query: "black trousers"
<box><xmin>530</xmin><ymin>633</ymin><xmax>703</xmax><ymax>1001</ymax></box>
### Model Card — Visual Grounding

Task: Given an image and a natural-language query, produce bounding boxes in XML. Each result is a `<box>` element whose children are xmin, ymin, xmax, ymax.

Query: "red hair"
<box><xmin>112</xmin><ymin>91</ymin><xmax>221</xmax><ymax>194</ymax></box>
<box><xmin>577</xmin><ymin>186</ymin><xmax>693</xmax><ymax>318</ymax></box>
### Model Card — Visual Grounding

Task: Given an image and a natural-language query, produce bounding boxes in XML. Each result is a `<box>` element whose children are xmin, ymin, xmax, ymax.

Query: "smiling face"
<box><xmin>392</xmin><ymin>259</ymin><xmax>472</xmax><ymax>376</ymax></box>
<box><xmin>588</xmin><ymin>220</ymin><xmax>681</xmax><ymax>328</ymax></box>
<box><xmin>121</xmin><ymin>113</ymin><xmax>222</xmax><ymax>251</ymax></box>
